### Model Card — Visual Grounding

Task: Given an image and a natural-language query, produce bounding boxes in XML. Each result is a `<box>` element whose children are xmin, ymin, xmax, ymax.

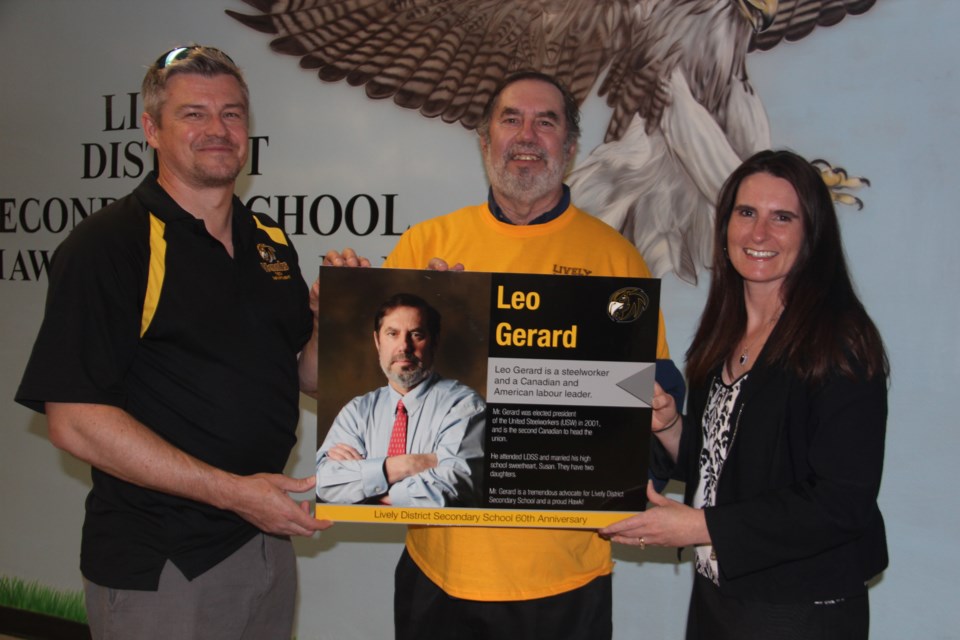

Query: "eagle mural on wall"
<box><xmin>227</xmin><ymin>0</ymin><xmax>876</xmax><ymax>284</ymax></box>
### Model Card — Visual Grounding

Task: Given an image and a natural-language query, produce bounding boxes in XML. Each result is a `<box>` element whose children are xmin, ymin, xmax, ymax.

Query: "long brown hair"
<box><xmin>685</xmin><ymin>149</ymin><xmax>888</xmax><ymax>388</ymax></box>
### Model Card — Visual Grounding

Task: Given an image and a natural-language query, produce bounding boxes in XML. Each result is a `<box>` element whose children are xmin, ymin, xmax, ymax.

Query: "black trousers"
<box><xmin>686</xmin><ymin>573</ymin><xmax>869</xmax><ymax>640</ymax></box>
<box><xmin>394</xmin><ymin>548</ymin><xmax>612</xmax><ymax>640</ymax></box>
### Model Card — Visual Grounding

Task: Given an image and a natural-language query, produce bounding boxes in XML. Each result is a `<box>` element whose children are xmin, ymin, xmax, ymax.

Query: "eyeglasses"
<box><xmin>153</xmin><ymin>45</ymin><xmax>236</xmax><ymax>69</ymax></box>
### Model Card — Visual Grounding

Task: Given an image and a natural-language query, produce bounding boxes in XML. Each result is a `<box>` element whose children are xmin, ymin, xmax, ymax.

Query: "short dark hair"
<box><xmin>142</xmin><ymin>45</ymin><xmax>248</xmax><ymax>125</ymax></box>
<box><xmin>476</xmin><ymin>71</ymin><xmax>581</xmax><ymax>151</ymax></box>
<box><xmin>373</xmin><ymin>293</ymin><xmax>441</xmax><ymax>340</ymax></box>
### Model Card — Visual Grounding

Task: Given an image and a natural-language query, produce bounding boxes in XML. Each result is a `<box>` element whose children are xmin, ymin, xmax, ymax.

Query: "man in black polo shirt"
<box><xmin>16</xmin><ymin>46</ymin><xmax>330</xmax><ymax>638</ymax></box>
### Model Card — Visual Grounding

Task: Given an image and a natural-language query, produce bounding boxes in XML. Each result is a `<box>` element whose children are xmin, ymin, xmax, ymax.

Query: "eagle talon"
<box><xmin>811</xmin><ymin>159</ymin><xmax>869</xmax><ymax>209</ymax></box>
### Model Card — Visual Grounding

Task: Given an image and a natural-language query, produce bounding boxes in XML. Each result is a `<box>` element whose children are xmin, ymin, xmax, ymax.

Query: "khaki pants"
<box><xmin>84</xmin><ymin>533</ymin><xmax>296</xmax><ymax>640</ymax></box>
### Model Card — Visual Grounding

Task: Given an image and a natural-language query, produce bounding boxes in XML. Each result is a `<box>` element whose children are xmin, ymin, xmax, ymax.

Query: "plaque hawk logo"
<box><xmin>607</xmin><ymin>287</ymin><xmax>649</xmax><ymax>323</ymax></box>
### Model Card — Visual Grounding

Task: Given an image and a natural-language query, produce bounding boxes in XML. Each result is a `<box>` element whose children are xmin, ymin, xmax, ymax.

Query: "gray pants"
<box><xmin>84</xmin><ymin>533</ymin><xmax>296</xmax><ymax>640</ymax></box>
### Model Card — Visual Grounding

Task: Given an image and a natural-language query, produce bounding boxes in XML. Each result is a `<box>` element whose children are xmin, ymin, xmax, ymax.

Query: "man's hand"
<box><xmin>427</xmin><ymin>257</ymin><xmax>464</xmax><ymax>271</ymax></box>
<box><xmin>298</xmin><ymin>278</ymin><xmax>322</xmax><ymax>396</ymax></box>
<box><xmin>225</xmin><ymin>473</ymin><xmax>332</xmax><ymax>537</ymax></box>
<box><xmin>325</xmin><ymin>443</ymin><xmax>364</xmax><ymax>461</ymax></box>
<box><xmin>384</xmin><ymin>453</ymin><xmax>438</xmax><ymax>484</ymax></box>
<box><xmin>323</xmin><ymin>248</ymin><xmax>371</xmax><ymax>267</ymax></box>
<box><xmin>46</xmin><ymin>402</ymin><xmax>332</xmax><ymax>538</ymax></box>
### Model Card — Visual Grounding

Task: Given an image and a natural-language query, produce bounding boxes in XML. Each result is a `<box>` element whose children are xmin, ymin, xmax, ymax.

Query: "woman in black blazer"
<box><xmin>602</xmin><ymin>150</ymin><xmax>888</xmax><ymax>639</ymax></box>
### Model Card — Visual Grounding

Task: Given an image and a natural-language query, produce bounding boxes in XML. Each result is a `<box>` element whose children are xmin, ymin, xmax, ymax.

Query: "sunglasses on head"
<box><xmin>154</xmin><ymin>46</ymin><xmax>236</xmax><ymax>69</ymax></box>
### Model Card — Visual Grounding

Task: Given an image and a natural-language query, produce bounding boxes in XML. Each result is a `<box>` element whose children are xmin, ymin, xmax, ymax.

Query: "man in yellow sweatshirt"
<box><xmin>375</xmin><ymin>71</ymin><xmax>680</xmax><ymax>640</ymax></box>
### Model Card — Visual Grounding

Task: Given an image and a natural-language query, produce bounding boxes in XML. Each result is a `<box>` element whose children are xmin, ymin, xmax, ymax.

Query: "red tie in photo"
<box><xmin>388</xmin><ymin>399</ymin><xmax>407</xmax><ymax>456</ymax></box>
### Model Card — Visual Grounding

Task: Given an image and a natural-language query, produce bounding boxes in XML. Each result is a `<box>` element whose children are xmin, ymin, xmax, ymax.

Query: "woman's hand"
<box><xmin>651</xmin><ymin>382</ymin><xmax>678</xmax><ymax>432</ymax></box>
<box><xmin>650</xmin><ymin>383</ymin><xmax>682</xmax><ymax>461</ymax></box>
<box><xmin>599</xmin><ymin>482</ymin><xmax>710</xmax><ymax>549</ymax></box>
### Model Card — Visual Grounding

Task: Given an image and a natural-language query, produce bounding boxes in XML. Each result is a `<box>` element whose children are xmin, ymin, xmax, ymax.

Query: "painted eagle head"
<box><xmin>737</xmin><ymin>0</ymin><xmax>779</xmax><ymax>34</ymax></box>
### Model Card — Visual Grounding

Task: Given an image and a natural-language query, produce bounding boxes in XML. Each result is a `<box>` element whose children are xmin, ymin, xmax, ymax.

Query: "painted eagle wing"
<box><xmin>227</xmin><ymin>0</ymin><xmax>639</xmax><ymax>129</ymax></box>
<box><xmin>750</xmin><ymin>0</ymin><xmax>877</xmax><ymax>51</ymax></box>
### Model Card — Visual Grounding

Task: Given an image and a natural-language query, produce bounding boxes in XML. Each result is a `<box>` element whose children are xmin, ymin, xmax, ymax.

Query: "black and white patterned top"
<box><xmin>693</xmin><ymin>373</ymin><xmax>746</xmax><ymax>584</ymax></box>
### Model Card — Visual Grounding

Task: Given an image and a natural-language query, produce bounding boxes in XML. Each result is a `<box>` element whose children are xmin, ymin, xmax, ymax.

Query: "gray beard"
<box><xmin>384</xmin><ymin>365</ymin><xmax>431</xmax><ymax>392</ymax></box>
<box><xmin>483</xmin><ymin>145</ymin><xmax>568</xmax><ymax>207</ymax></box>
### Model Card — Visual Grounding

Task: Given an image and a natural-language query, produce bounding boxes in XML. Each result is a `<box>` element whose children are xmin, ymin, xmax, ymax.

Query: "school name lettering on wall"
<box><xmin>0</xmin><ymin>91</ymin><xmax>406</xmax><ymax>283</ymax></box>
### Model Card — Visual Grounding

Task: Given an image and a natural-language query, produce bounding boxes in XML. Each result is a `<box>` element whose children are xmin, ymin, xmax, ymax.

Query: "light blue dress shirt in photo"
<box><xmin>316</xmin><ymin>373</ymin><xmax>486</xmax><ymax>507</ymax></box>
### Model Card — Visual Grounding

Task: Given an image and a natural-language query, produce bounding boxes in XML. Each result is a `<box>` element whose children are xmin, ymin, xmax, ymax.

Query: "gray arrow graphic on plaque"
<box><xmin>615</xmin><ymin>363</ymin><xmax>656</xmax><ymax>406</ymax></box>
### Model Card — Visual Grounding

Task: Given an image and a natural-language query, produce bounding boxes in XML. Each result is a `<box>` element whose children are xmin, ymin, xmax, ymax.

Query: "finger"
<box><xmin>333</xmin><ymin>444</ymin><xmax>362</xmax><ymax>459</ymax></box>
<box><xmin>341</xmin><ymin>248</ymin><xmax>363</xmax><ymax>267</ymax></box>
<box><xmin>322</xmin><ymin>250</ymin><xmax>345</xmax><ymax>266</ymax></box>
<box><xmin>610</xmin><ymin>534</ymin><xmax>644</xmax><ymax>547</ymax></box>
<box><xmin>288</xmin><ymin>520</ymin><xmax>324</xmax><ymax>537</ymax></box>
<box><xmin>286</xmin><ymin>474</ymin><xmax>316</xmax><ymax>493</ymax></box>
<box><xmin>652</xmin><ymin>390</ymin><xmax>675</xmax><ymax>412</ymax></box>
<box><xmin>290</xmin><ymin>503</ymin><xmax>327</xmax><ymax>530</ymax></box>
<box><xmin>598</xmin><ymin>513</ymin><xmax>643</xmax><ymax>537</ymax></box>
<box><xmin>339</xmin><ymin>248</ymin><xmax>372</xmax><ymax>268</ymax></box>
<box><xmin>267</xmin><ymin>474</ymin><xmax>316</xmax><ymax>494</ymax></box>
<box><xmin>316</xmin><ymin>519</ymin><xmax>334</xmax><ymax>531</ymax></box>
<box><xmin>309</xmin><ymin>279</ymin><xmax>320</xmax><ymax>314</ymax></box>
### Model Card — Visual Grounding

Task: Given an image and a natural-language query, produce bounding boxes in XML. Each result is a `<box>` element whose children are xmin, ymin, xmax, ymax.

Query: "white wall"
<box><xmin>1</xmin><ymin>1</ymin><xmax>957</xmax><ymax>638</ymax></box>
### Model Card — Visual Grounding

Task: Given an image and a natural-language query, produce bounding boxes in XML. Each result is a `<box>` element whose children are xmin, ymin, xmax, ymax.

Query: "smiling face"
<box><xmin>726</xmin><ymin>172</ymin><xmax>805</xmax><ymax>296</ymax></box>
<box><xmin>374</xmin><ymin>305</ymin><xmax>436</xmax><ymax>393</ymax></box>
<box><xmin>142</xmin><ymin>73</ymin><xmax>249</xmax><ymax>189</ymax></box>
<box><xmin>480</xmin><ymin>78</ymin><xmax>573</xmax><ymax>215</ymax></box>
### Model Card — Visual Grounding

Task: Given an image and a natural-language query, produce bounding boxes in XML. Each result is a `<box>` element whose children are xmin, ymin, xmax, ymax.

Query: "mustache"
<box><xmin>390</xmin><ymin>352</ymin><xmax>422</xmax><ymax>366</ymax></box>
<box><xmin>506</xmin><ymin>143</ymin><xmax>546</xmax><ymax>160</ymax></box>
<box><xmin>194</xmin><ymin>136</ymin><xmax>236</xmax><ymax>149</ymax></box>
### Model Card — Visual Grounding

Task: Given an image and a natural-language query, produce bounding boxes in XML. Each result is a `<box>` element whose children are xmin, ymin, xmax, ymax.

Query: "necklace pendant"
<box><xmin>738</xmin><ymin>352</ymin><xmax>748</xmax><ymax>366</ymax></box>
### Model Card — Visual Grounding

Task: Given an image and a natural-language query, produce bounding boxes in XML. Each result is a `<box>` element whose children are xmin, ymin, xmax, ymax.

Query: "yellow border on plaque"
<box><xmin>315</xmin><ymin>504</ymin><xmax>634</xmax><ymax>528</ymax></box>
